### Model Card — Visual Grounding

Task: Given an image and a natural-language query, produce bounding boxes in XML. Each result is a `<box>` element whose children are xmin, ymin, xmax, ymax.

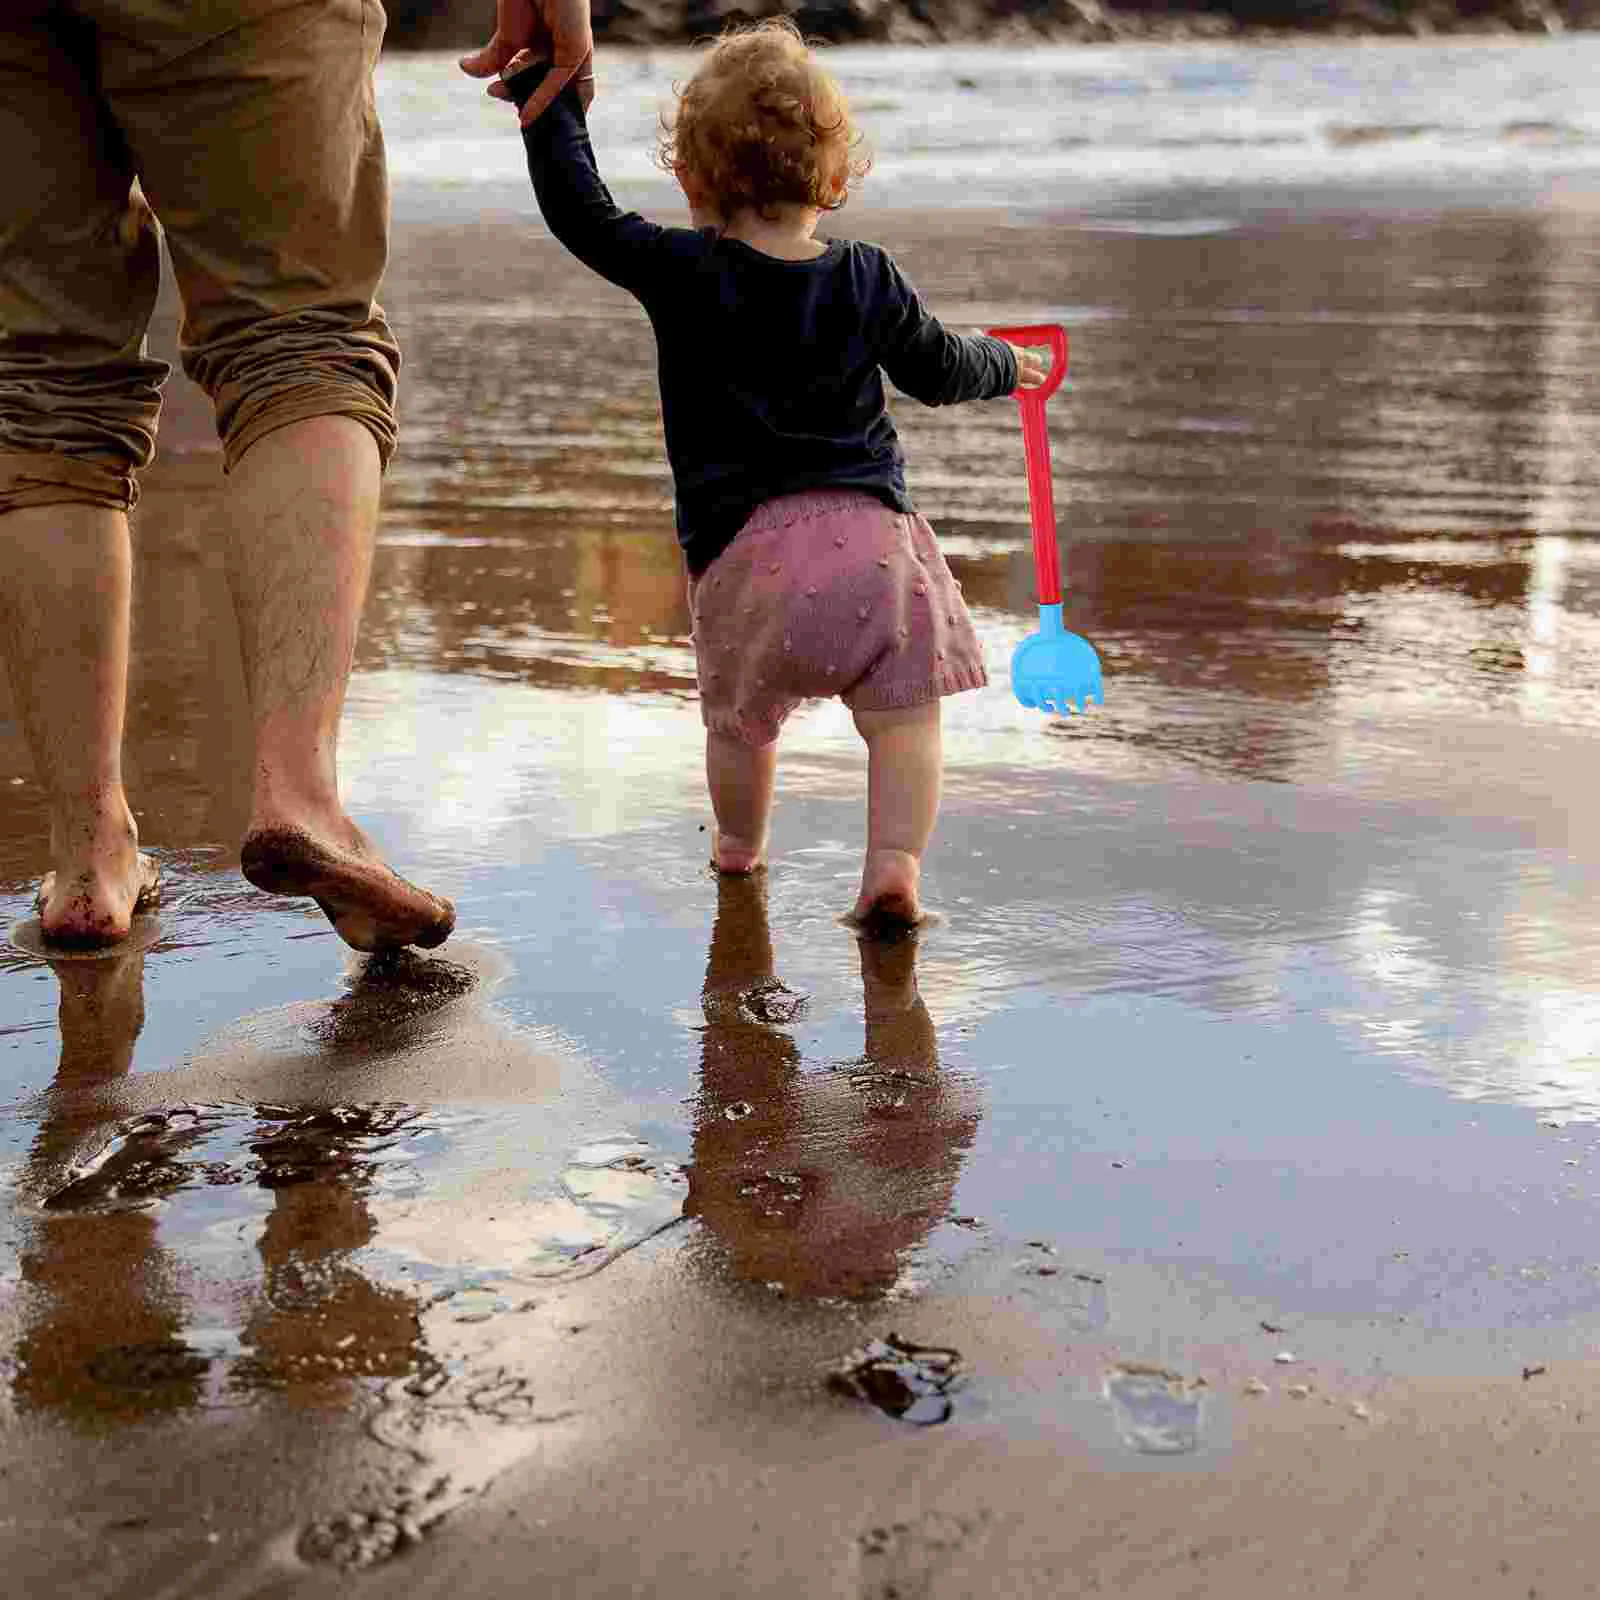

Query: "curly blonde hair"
<box><xmin>658</xmin><ymin>19</ymin><xmax>871</xmax><ymax>221</ymax></box>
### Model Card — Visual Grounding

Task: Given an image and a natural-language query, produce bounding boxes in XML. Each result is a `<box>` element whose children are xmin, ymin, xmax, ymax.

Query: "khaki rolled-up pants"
<box><xmin>0</xmin><ymin>0</ymin><xmax>401</xmax><ymax>514</ymax></box>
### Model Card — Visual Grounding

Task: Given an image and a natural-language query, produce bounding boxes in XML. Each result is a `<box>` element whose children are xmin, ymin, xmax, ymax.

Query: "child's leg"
<box><xmin>851</xmin><ymin>700</ymin><xmax>942</xmax><ymax>927</ymax></box>
<box><xmin>705</xmin><ymin>729</ymin><xmax>777</xmax><ymax>874</ymax></box>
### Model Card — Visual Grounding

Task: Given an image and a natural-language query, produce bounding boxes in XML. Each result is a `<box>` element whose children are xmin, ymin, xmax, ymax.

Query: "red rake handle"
<box><xmin>988</xmin><ymin>323</ymin><xmax>1069</xmax><ymax>606</ymax></box>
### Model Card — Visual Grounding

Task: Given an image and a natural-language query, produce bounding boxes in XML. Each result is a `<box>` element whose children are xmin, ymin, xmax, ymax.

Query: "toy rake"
<box><xmin>988</xmin><ymin>323</ymin><xmax>1103</xmax><ymax>714</ymax></box>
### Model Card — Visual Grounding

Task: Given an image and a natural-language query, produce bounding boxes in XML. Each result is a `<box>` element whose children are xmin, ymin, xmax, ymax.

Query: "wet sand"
<box><xmin>2</xmin><ymin>197</ymin><xmax>1599</xmax><ymax>1595</ymax></box>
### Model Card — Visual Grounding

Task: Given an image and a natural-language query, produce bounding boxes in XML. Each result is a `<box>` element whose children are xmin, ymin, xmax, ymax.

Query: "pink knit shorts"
<box><xmin>689</xmin><ymin>490</ymin><xmax>988</xmax><ymax>747</ymax></box>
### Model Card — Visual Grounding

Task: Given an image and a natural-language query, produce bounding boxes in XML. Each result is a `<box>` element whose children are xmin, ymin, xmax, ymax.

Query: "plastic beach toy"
<box><xmin>987</xmin><ymin>323</ymin><xmax>1103</xmax><ymax>714</ymax></box>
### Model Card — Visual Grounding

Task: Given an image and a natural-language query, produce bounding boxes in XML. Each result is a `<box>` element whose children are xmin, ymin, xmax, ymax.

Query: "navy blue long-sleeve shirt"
<box><xmin>508</xmin><ymin>63</ymin><xmax>1019</xmax><ymax>575</ymax></box>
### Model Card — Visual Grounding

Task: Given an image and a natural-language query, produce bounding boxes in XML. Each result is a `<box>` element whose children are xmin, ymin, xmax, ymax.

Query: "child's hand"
<box><xmin>466</xmin><ymin>0</ymin><xmax>595</xmax><ymax>123</ymax></box>
<box><xmin>1006</xmin><ymin>343</ymin><xmax>1050</xmax><ymax>390</ymax></box>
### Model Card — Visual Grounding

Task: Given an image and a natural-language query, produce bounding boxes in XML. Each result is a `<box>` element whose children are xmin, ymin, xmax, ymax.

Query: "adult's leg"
<box><xmin>0</xmin><ymin>13</ymin><xmax>166</xmax><ymax>946</ymax></box>
<box><xmin>226</xmin><ymin>415</ymin><xmax>452</xmax><ymax>951</ymax></box>
<box><xmin>105</xmin><ymin>0</ymin><xmax>452</xmax><ymax>951</ymax></box>
<box><xmin>0</xmin><ymin>505</ymin><xmax>158</xmax><ymax>944</ymax></box>
<box><xmin>850</xmin><ymin>699</ymin><xmax>942</xmax><ymax>929</ymax></box>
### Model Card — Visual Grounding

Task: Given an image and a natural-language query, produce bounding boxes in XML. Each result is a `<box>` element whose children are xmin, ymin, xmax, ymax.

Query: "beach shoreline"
<box><xmin>387</xmin><ymin>0</ymin><xmax>1587</xmax><ymax>51</ymax></box>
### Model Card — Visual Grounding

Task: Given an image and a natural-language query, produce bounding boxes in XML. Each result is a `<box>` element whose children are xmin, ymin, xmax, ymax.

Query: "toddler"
<box><xmin>497</xmin><ymin>21</ymin><xmax>1043</xmax><ymax>929</ymax></box>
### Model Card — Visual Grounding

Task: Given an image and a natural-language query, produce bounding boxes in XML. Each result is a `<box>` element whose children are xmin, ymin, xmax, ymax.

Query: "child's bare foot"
<box><xmin>851</xmin><ymin>848</ymin><xmax>922</xmax><ymax>935</ymax></box>
<box><xmin>711</xmin><ymin>829</ymin><xmax>767</xmax><ymax>875</ymax></box>
<box><xmin>240</xmin><ymin>820</ymin><xmax>454</xmax><ymax>953</ymax></box>
<box><xmin>34</xmin><ymin>849</ymin><xmax>161</xmax><ymax>950</ymax></box>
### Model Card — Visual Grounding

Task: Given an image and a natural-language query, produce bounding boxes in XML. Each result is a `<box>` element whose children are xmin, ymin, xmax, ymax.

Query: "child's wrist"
<box><xmin>501</xmin><ymin>58</ymin><xmax>554</xmax><ymax>115</ymax></box>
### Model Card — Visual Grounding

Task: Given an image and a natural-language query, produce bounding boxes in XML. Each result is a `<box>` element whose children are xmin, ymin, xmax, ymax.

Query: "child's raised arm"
<box><xmin>503</xmin><ymin>58</ymin><xmax>673</xmax><ymax>299</ymax></box>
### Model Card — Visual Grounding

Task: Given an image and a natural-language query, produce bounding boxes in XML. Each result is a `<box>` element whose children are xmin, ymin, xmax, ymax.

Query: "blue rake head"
<box><xmin>1011</xmin><ymin>603</ymin><xmax>1104</xmax><ymax>715</ymax></box>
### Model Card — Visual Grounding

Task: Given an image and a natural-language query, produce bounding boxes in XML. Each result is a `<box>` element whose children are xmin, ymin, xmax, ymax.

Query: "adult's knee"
<box><xmin>184</xmin><ymin>306</ymin><xmax>401</xmax><ymax>473</ymax></box>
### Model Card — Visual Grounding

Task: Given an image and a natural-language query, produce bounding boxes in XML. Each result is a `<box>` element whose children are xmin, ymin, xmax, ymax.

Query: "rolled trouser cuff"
<box><xmin>195</xmin><ymin>309</ymin><xmax>401</xmax><ymax>474</ymax></box>
<box><xmin>0</xmin><ymin>349</ymin><xmax>165</xmax><ymax>511</ymax></box>
<box><xmin>0</xmin><ymin>449</ymin><xmax>138</xmax><ymax>514</ymax></box>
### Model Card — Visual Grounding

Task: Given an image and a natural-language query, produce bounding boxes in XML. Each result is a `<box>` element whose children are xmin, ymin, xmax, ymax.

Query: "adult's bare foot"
<box><xmin>239</xmin><ymin>821</ymin><xmax>454</xmax><ymax>953</ymax></box>
<box><xmin>851</xmin><ymin>848</ymin><xmax>922</xmax><ymax>936</ymax></box>
<box><xmin>34</xmin><ymin>852</ymin><xmax>162</xmax><ymax>950</ymax></box>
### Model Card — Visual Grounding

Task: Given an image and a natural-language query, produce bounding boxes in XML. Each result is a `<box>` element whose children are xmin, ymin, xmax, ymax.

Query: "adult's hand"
<box><xmin>461</xmin><ymin>0</ymin><xmax>595</xmax><ymax>124</ymax></box>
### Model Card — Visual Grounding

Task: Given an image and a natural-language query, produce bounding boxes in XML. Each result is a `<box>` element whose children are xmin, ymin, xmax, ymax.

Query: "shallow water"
<box><xmin>2</xmin><ymin>43</ymin><xmax>1600</xmax><ymax>1517</ymax></box>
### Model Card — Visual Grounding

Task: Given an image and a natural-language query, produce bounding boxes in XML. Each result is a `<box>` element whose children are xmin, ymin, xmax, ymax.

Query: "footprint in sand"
<box><xmin>858</xmin><ymin>1512</ymin><xmax>986</xmax><ymax>1600</ymax></box>
<box><xmin>1103</xmin><ymin>1363</ymin><xmax>1207</xmax><ymax>1455</ymax></box>
<box><xmin>829</xmin><ymin>1333</ymin><xmax>964</xmax><ymax>1426</ymax></box>
<box><xmin>296</xmin><ymin>1360</ymin><xmax>575</xmax><ymax>1570</ymax></box>
<box><xmin>292</xmin><ymin>1136</ymin><xmax>688</xmax><ymax>1569</ymax></box>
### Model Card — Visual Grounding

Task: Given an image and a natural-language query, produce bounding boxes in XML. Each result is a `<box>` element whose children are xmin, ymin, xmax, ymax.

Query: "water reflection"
<box><xmin>350</xmin><ymin>207</ymin><xmax>1600</xmax><ymax>798</ymax></box>
<box><xmin>12</xmin><ymin>953</ymin><xmax>205</xmax><ymax>1422</ymax></box>
<box><xmin>234</xmin><ymin>1104</ymin><xmax>422</xmax><ymax>1401</ymax></box>
<box><xmin>364</xmin><ymin>513</ymin><xmax>694</xmax><ymax>696</ymax></box>
<box><xmin>687</xmin><ymin>877</ymin><xmax>979</xmax><ymax>1298</ymax></box>
<box><xmin>10</xmin><ymin>953</ymin><xmax>433</xmax><ymax>1425</ymax></box>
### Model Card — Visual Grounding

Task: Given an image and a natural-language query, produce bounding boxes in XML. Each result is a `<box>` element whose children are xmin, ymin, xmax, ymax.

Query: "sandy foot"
<box><xmin>240</xmin><ymin>825</ymin><xmax>454</xmax><ymax>953</ymax></box>
<box><xmin>33</xmin><ymin>853</ymin><xmax>162</xmax><ymax>950</ymax></box>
